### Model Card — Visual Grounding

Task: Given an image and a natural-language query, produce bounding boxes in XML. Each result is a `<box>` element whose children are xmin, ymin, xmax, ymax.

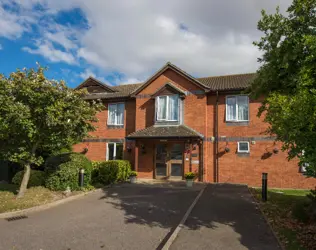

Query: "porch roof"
<box><xmin>126</xmin><ymin>125</ymin><xmax>204</xmax><ymax>139</ymax></box>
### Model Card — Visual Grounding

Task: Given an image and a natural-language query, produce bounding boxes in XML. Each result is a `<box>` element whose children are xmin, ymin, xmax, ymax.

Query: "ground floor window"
<box><xmin>237</xmin><ymin>141</ymin><xmax>250</xmax><ymax>153</ymax></box>
<box><xmin>107</xmin><ymin>142</ymin><xmax>123</xmax><ymax>160</ymax></box>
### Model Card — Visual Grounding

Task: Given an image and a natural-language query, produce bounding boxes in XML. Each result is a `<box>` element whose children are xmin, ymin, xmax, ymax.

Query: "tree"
<box><xmin>250</xmin><ymin>0</ymin><xmax>316</xmax><ymax>177</ymax></box>
<box><xmin>0</xmin><ymin>67</ymin><xmax>103</xmax><ymax>197</ymax></box>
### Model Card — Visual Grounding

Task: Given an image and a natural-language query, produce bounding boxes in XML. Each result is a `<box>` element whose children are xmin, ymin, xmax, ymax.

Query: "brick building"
<box><xmin>74</xmin><ymin>62</ymin><xmax>316</xmax><ymax>189</ymax></box>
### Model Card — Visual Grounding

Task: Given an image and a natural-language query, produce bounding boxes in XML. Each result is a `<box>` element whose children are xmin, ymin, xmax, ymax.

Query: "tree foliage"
<box><xmin>250</xmin><ymin>0</ymin><xmax>316</xmax><ymax>177</ymax></box>
<box><xmin>0</xmin><ymin>67</ymin><xmax>103</xmax><ymax>196</ymax></box>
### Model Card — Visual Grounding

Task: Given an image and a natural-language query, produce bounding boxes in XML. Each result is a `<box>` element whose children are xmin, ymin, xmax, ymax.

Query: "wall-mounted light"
<box><xmin>140</xmin><ymin>144</ymin><xmax>146</xmax><ymax>154</ymax></box>
<box><xmin>225</xmin><ymin>147</ymin><xmax>230</xmax><ymax>153</ymax></box>
<box><xmin>273</xmin><ymin>148</ymin><xmax>279</xmax><ymax>154</ymax></box>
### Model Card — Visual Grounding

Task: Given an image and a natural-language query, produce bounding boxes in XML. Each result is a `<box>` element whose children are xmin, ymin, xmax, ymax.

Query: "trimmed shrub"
<box><xmin>129</xmin><ymin>171</ymin><xmax>138</xmax><ymax>177</ymax></box>
<box><xmin>91</xmin><ymin>161</ymin><xmax>103</xmax><ymax>184</ymax></box>
<box><xmin>97</xmin><ymin>160</ymin><xmax>131</xmax><ymax>185</ymax></box>
<box><xmin>184</xmin><ymin>172</ymin><xmax>195</xmax><ymax>180</ymax></box>
<box><xmin>12</xmin><ymin>170</ymin><xmax>46</xmax><ymax>187</ymax></box>
<box><xmin>45</xmin><ymin>153</ymin><xmax>92</xmax><ymax>191</ymax></box>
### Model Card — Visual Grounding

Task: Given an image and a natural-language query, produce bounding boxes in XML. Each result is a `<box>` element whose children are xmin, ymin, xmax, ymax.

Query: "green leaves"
<box><xmin>0</xmin><ymin>67</ymin><xmax>103</xmax><ymax>166</ymax></box>
<box><xmin>251</xmin><ymin>0</ymin><xmax>316</xmax><ymax>177</ymax></box>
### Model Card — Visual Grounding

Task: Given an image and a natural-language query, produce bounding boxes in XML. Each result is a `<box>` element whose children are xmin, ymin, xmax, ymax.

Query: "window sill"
<box><xmin>155</xmin><ymin>120</ymin><xmax>180</xmax><ymax>126</ymax></box>
<box><xmin>236</xmin><ymin>152</ymin><xmax>250</xmax><ymax>157</ymax></box>
<box><xmin>226</xmin><ymin>121</ymin><xmax>249</xmax><ymax>126</ymax></box>
<box><xmin>107</xmin><ymin>125</ymin><xmax>124</xmax><ymax>129</ymax></box>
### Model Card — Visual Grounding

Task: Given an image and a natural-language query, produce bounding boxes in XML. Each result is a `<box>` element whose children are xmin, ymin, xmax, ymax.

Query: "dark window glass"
<box><xmin>170</xmin><ymin>144</ymin><xmax>183</xmax><ymax>160</ymax></box>
<box><xmin>108</xmin><ymin>144</ymin><xmax>114</xmax><ymax>160</ymax></box>
<box><xmin>156</xmin><ymin>163</ymin><xmax>167</xmax><ymax>176</ymax></box>
<box><xmin>156</xmin><ymin>144</ymin><xmax>167</xmax><ymax>161</ymax></box>
<box><xmin>116</xmin><ymin>143</ymin><xmax>123</xmax><ymax>160</ymax></box>
<box><xmin>171</xmin><ymin>164</ymin><xmax>182</xmax><ymax>177</ymax></box>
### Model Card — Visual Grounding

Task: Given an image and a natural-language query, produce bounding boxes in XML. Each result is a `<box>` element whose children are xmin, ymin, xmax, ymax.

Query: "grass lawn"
<box><xmin>0</xmin><ymin>183</ymin><xmax>67</xmax><ymax>213</ymax></box>
<box><xmin>251</xmin><ymin>188</ymin><xmax>315</xmax><ymax>250</ymax></box>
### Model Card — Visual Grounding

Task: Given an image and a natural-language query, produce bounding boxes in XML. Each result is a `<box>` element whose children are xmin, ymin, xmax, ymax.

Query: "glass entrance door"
<box><xmin>155</xmin><ymin>144</ymin><xmax>167</xmax><ymax>177</ymax></box>
<box><xmin>155</xmin><ymin>143</ymin><xmax>183</xmax><ymax>179</ymax></box>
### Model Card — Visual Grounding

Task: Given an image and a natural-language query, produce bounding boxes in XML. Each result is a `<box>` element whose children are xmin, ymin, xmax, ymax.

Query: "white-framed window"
<box><xmin>226</xmin><ymin>95</ymin><xmax>249</xmax><ymax>122</ymax></box>
<box><xmin>300</xmin><ymin>150</ymin><xmax>309</xmax><ymax>173</ymax></box>
<box><xmin>106</xmin><ymin>142</ymin><xmax>123</xmax><ymax>160</ymax></box>
<box><xmin>237</xmin><ymin>141</ymin><xmax>250</xmax><ymax>153</ymax></box>
<box><xmin>300</xmin><ymin>163</ymin><xmax>308</xmax><ymax>173</ymax></box>
<box><xmin>156</xmin><ymin>95</ymin><xmax>179</xmax><ymax>121</ymax></box>
<box><xmin>108</xmin><ymin>103</ymin><xmax>124</xmax><ymax>125</ymax></box>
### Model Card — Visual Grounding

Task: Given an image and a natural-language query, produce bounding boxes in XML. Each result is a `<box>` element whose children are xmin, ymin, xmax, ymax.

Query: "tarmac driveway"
<box><xmin>0</xmin><ymin>182</ymin><xmax>280</xmax><ymax>250</ymax></box>
<box><xmin>0</xmin><ymin>183</ymin><xmax>201</xmax><ymax>250</ymax></box>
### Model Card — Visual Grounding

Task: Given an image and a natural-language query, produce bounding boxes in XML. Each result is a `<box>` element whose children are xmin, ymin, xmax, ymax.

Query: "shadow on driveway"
<box><xmin>100</xmin><ymin>183</ymin><xmax>280</xmax><ymax>250</ymax></box>
<box><xmin>0</xmin><ymin>182</ymin><xmax>280</xmax><ymax>250</ymax></box>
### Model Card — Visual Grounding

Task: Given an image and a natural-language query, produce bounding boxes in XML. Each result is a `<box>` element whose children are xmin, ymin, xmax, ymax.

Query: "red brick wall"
<box><xmin>88</xmin><ymin>99</ymin><xmax>135</xmax><ymax>139</ymax></box>
<box><xmin>136</xmin><ymin>140</ymin><xmax>155</xmax><ymax>179</ymax></box>
<box><xmin>205</xmin><ymin>94</ymin><xmax>316</xmax><ymax>189</ymax></box>
<box><xmin>73</xmin><ymin>99</ymin><xmax>136</xmax><ymax>164</ymax></box>
<box><xmin>217</xmin><ymin>141</ymin><xmax>315</xmax><ymax>189</ymax></box>
<box><xmin>74</xmin><ymin>68</ymin><xmax>316</xmax><ymax>189</ymax></box>
<box><xmin>73</xmin><ymin>142</ymin><xmax>106</xmax><ymax>161</ymax></box>
<box><xmin>136</xmin><ymin>69</ymin><xmax>207</xmax><ymax>133</ymax></box>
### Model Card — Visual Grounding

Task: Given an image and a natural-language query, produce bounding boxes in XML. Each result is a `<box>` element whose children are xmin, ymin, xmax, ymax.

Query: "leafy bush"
<box><xmin>129</xmin><ymin>171</ymin><xmax>137</xmax><ymax>177</ymax></box>
<box><xmin>45</xmin><ymin>153</ymin><xmax>92</xmax><ymax>191</ymax></box>
<box><xmin>184</xmin><ymin>172</ymin><xmax>195</xmax><ymax>180</ymax></box>
<box><xmin>97</xmin><ymin>160</ymin><xmax>131</xmax><ymax>185</ymax></box>
<box><xmin>307</xmin><ymin>188</ymin><xmax>316</xmax><ymax>221</ymax></box>
<box><xmin>12</xmin><ymin>170</ymin><xmax>46</xmax><ymax>187</ymax></box>
<box><xmin>91</xmin><ymin>161</ymin><xmax>103</xmax><ymax>184</ymax></box>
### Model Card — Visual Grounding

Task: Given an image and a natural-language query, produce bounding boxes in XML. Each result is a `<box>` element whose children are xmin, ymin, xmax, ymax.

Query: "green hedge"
<box><xmin>12</xmin><ymin>170</ymin><xmax>46</xmax><ymax>187</ymax></box>
<box><xmin>45</xmin><ymin>153</ymin><xmax>92</xmax><ymax>191</ymax></box>
<box><xmin>96</xmin><ymin>160</ymin><xmax>131</xmax><ymax>185</ymax></box>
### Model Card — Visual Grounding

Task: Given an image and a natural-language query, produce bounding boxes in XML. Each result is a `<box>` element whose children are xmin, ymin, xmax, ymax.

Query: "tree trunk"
<box><xmin>16</xmin><ymin>163</ymin><xmax>31</xmax><ymax>198</ymax></box>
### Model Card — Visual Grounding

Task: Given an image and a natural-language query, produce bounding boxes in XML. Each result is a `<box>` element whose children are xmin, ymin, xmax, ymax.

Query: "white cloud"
<box><xmin>78</xmin><ymin>68</ymin><xmax>112</xmax><ymax>86</ymax></box>
<box><xmin>44</xmin><ymin>31</ymin><xmax>77</xmax><ymax>50</ymax></box>
<box><xmin>120</xmin><ymin>77</ymin><xmax>143</xmax><ymax>85</ymax></box>
<box><xmin>22</xmin><ymin>41</ymin><xmax>76</xmax><ymax>64</ymax></box>
<box><xmin>0</xmin><ymin>5</ymin><xmax>28</xmax><ymax>39</ymax></box>
<box><xmin>62</xmin><ymin>0</ymin><xmax>291</xmax><ymax>79</ymax></box>
<box><xmin>1</xmin><ymin>0</ymin><xmax>293</xmax><ymax>84</ymax></box>
<box><xmin>79</xmin><ymin>68</ymin><xmax>97</xmax><ymax>79</ymax></box>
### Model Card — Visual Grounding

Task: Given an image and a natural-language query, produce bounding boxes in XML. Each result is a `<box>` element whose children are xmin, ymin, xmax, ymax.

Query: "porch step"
<box><xmin>135</xmin><ymin>178</ymin><xmax>206</xmax><ymax>190</ymax></box>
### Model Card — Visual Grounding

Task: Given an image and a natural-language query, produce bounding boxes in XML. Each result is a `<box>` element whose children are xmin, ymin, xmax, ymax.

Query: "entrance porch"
<box><xmin>127</xmin><ymin>125</ymin><xmax>204</xmax><ymax>181</ymax></box>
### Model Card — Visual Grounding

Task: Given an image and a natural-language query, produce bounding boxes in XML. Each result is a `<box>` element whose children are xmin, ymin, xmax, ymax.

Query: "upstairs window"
<box><xmin>108</xmin><ymin>103</ymin><xmax>124</xmax><ymax>125</ymax></box>
<box><xmin>157</xmin><ymin>95</ymin><xmax>179</xmax><ymax>121</ymax></box>
<box><xmin>226</xmin><ymin>95</ymin><xmax>249</xmax><ymax>122</ymax></box>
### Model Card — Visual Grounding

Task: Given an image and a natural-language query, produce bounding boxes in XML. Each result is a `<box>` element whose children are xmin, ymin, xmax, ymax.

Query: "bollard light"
<box><xmin>79</xmin><ymin>168</ymin><xmax>85</xmax><ymax>187</ymax></box>
<box><xmin>262</xmin><ymin>173</ymin><xmax>268</xmax><ymax>202</ymax></box>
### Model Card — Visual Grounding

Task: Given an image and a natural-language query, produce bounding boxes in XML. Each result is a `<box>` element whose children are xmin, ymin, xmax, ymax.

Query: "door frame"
<box><xmin>154</xmin><ymin>142</ymin><xmax>184</xmax><ymax>180</ymax></box>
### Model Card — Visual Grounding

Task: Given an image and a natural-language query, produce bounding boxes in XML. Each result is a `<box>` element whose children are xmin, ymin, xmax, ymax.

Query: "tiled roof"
<box><xmin>83</xmin><ymin>83</ymin><xmax>142</xmax><ymax>100</ymax></box>
<box><xmin>197</xmin><ymin>73</ymin><xmax>256</xmax><ymax>91</ymax></box>
<box><xmin>111</xmin><ymin>83</ymin><xmax>143</xmax><ymax>93</ymax></box>
<box><xmin>127</xmin><ymin>125</ymin><xmax>203</xmax><ymax>139</ymax></box>
<box><xmin>83</xmin><ymin>72</ymin><xmax>256</xmax><ymax>100</ymax></box>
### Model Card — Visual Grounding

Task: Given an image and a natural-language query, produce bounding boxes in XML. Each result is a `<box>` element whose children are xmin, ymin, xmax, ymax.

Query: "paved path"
<box><xmin>170</xmin><ymin>184</ymin><xmax>281</xmax><ymax>250</ymax></box>
<box><xmin>0</xmin><ymin>183</ymin><xmax>201</xmax><ymax>250</ymax></box>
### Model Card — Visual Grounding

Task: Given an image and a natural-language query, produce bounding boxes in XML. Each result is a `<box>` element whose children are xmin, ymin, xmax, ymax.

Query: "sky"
<box><xmin>0</xmin><ymin>0</ymin><xmax>292</xmax><ymax>88</ymax></box>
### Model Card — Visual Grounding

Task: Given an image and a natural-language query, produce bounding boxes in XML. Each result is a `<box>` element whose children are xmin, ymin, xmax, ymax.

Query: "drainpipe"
<box><xmin>215</xmin><ymin>91</ymin><xmax>219</xmax><ymax>183</ymax></box>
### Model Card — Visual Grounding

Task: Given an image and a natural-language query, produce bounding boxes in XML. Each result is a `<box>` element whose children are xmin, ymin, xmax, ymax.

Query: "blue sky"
<box><xmin>0</xmin><ymin>0</ymin><xmax>291</xmax><ymax>88</ymax></box>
